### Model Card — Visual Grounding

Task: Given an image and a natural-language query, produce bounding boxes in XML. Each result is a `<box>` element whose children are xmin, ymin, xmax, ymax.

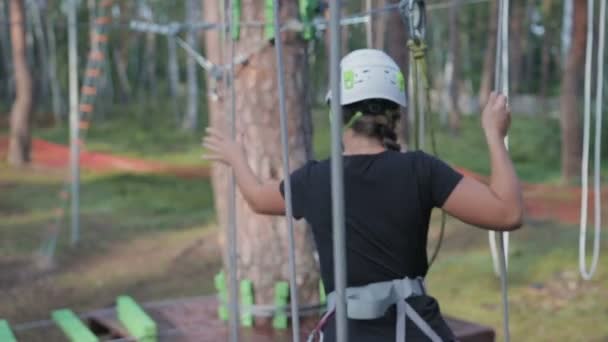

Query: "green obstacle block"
<box><xmin>0</xmin><ymin>320</ymin><xmax>17</xmax><ymax>342</ymax></box>
<box><xmin>215</xmin><ymin>271</ymin><xmax>229</xmax><ymax>321</ymax></box>
<box><xmin>240</xmin><ymin>280</ymin><xmax>254</xmax><ymax>327</ymax></box>
<box><xmin>116</xmin><ymin>296</ymin><xmax>157</xmax><ymax>342</ymax></box>
<box><xmin>272</xmin><ymin>281</ymin><xmax>290</xmax><ymax>330</ymax></box>
<box><xmin>231</xmin><ymin>0</ymin><xmax>242</xmax><ymax>40</ymax></box>
<box><xmin>319</xmin><ymin>280</ymin><xmax>326</xmax><ymax>305</ymax></box>
<box><xmin>264</xmin><ymin>0</ymin><xmax>275</xmax><ymax>40</ymax></box>
<box><xmin>51</xmin><ymin>309</ymin><xmax>99</xmax><ymax>342</ymax></box>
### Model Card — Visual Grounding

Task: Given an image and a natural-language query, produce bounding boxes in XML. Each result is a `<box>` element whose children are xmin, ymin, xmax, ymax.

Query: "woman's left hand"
<box><xmin>202</xmin><ymin>127</ymin><xmax>245</xmax><ymax>166</ymax></box>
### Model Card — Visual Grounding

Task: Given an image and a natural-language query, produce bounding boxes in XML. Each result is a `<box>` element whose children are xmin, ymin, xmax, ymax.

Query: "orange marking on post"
<box><xmin>90</xmin><ymin>51</ymin><xmax>104</xmax><ymax>61</ymax></box>
<box><xmin>96</xmin><ymin>16</ymin><xmax>111</xmax><ymax>25</ymax></box>
<box><xmin>93</xmin><ymin>34</ymin><xmax>109</xmax><ymax>43</ymax></box>
<box><xmin>83</xmin><ymin>86</ymin><xmax>97</xmax><ymax>95</ymax></box>
<box><xmin>86</xmin><ymin>69</ymin><xmax>101</xmax><ymax>77</ymax></box>
<box><xmin>80</xmin><ymin>104</ymin><xmax>94</xmax><ymax>113</ymax></box>
<box><xmin>79</xmin><ymin>121</ymin><xmax>91</xmax><ymax>130</ymax></box>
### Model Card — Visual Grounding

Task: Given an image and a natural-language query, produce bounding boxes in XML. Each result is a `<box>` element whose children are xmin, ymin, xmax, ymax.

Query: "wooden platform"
<box><xmin>87</xmin><ymin>296</ymin><xmax>495</xmax><ymax>341</ymax></box>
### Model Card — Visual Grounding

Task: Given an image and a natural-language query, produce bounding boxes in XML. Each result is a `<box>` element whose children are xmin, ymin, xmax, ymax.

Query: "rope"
<box><xmin>271</xmin><ymin>1</ymin><xmax>302</xmax><ymax>341</ymax></box>
<box><xmin>403</xmin><ymin>2</ymin><xmax>447</xmax><ymax>268</ymax></box>
<box><xmin>579</xmin><ymin>0</ymin><xmax>605</xmax><ymax>281</ymax></box>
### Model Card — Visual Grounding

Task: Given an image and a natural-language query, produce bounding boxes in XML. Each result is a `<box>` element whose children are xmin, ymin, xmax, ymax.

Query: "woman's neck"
<box><xmin>342</xmin><ymin>130</ymin><xmax>386</xmax><ymax>156</ymax></box>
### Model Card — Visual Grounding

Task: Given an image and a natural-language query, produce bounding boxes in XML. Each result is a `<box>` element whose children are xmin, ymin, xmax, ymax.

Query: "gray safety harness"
<box><xmin>307</xmin><ymin>276</ymin><xmax>442</xmax><ymax>342</ymax></box>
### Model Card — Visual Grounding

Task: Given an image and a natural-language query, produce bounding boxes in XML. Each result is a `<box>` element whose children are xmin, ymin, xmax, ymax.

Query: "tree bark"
<box><xmin>539</xmin><ymin>0</ymin><xmax>555</xmax><ymax>105</ymax></box>
<box><xmin>0</xmin><ymin>0</ymin><xmax>15</xmax><ymax>100</ymax></box>
<box><xmin>182</xmin><ymin>0</ymin><xmax>199</xmax><ymax>131</ymax></box>
<box><xmin>509</xmin><ymin>0</ymin><xmax>526</xmax><ymax>94</ymax></box>
<box><xmin>46</xmin><ymin>13</ymin><xmax>64</xmax><ymax>123</ymax></box>
<box><xmin>7</xmin><ymin>0</ymin><xmax>33</xmax><ymax>166</ymax></box>
<box><xmin>479</xmin><ymin>0</ymin><xmax>498</xmax><ymax>106</ymax></box>
<box><xmin>384</xmin><ymin>0</ymin><xmax>410</xmax><ymax>147</ymax></box>
<box><xmin>448</xmin><ymin>0</ymin><xmax>461</xmax><ymax>134</ymax></box>
<box><xmin>202</xmin><ymin>0</ymin><xmax>319</xmax><ymax>309</ymax></box>
<box><xmin>560</xmin><ymin>0</ymin><xmax>586</xmax><ymax>182</ymax></box>
<box><xmin>167</xmin><ymin>34</ymin><xmax>181</xmax><ymax>122</ymax></box>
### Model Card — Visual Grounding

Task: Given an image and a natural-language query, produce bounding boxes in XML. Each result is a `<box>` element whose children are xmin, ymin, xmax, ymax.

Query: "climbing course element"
<box><xmin>299</xmin><ymin>0</ymin><xmax>319</xmax><ymax>40</ymax></box>
<box><xmin>52</xmin><ymin>309</ymin><xmax>99</xmax><ymax>342</ymax></box>
<box><xmin>215</xmin><ymin>271</ymin><xmax>230</xmax><ymax>321</ymax></box>
<box><xmin>240</xmin><ymin>280</ymin><xmax>254</xmax><ymax>327</ymax></box>
<box><xmin>398</xmin><ymin>0</ymin><xmax>446</xmax><ymax>267</ymax></box>
<box><xmin>272</xmin><ymin>281</ymin><xmax>290</xmax><ymax>330</ymax></box>
<box><xmin>0</xmin><ymin>320</ymin><xmax>17</xmax><ymax>342</ymax></box>
<box><xmin>265</xmin><ymin>0</ymin><xmax>275</xmax><ymax>39</ymax></box>
<box><xmin>272</xmin><ymin>0</ymin><xmax>302</xmax><ymax>340</ymax></box>
<box><xmin>579</xmin><ymin>0</ymin><xmax>605</xmax><ymax>281</ymax></box>
<box><xmin>116</xmin><ymin>296</ymin><xmax>158</xmax><ymax>342</ymax></box>
<box><xmin>40</xmin><ymin>0</ymin><xmax>115</xmax><ymax>259</ymax></box>
<box><xmin>492</xmin><ymin>0</ymin><xmax>512</xmax><ymax>341</ymax></box>
<box><xmin>231</xmin><ymin>0</ymin><xmax>242</xmax><ymax>40</ymax></box>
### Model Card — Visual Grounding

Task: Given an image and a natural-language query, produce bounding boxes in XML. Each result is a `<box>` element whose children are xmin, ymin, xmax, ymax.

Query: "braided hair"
<box><xmin>342</xmin><ymin>99</ymin><xmax>401</xmax><ymax>151</ymax></box>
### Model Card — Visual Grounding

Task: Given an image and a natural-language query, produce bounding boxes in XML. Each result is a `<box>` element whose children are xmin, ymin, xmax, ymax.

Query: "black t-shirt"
<box><xmin>280</xmin><ymin>150</ymin><xmax>463</xmax><ymax>341</ymax></box>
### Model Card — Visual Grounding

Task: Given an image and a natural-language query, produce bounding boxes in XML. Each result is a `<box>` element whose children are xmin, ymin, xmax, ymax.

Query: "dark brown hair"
<box><xmin>342</xmin><ymin>99</ymin><xmax>401</xmax><ymax>151</ymax></box>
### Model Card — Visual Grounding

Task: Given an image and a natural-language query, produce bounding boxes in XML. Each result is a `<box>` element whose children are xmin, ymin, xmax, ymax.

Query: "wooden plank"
<box><xmin>117</xmin><ymin>296</ymin><xmax>158</xmax><ymax>342</ymax></box>
<box><xmin>446</xmin><ymin>316</ymin><xmax>495</xmax><ymax>342</ymax></box>
<box><xmin>0</xmin><ymin>320</ymin><xmax>17</xmax><ymax>342</ymax></box>
<box><xmin>51</xmin><ymin>309</ymin><xmax>99</xmax><ymax>342</ymax></box>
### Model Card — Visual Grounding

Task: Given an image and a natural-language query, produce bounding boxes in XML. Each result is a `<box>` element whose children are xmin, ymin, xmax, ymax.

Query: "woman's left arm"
<box><xmin>203</xmin><ymin>127</ymin><xmax>286</xmax><ymax>215</ymax></box>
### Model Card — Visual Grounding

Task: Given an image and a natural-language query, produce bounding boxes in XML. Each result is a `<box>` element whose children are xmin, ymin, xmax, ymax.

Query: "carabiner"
<box><xmin>398</xmin><ymin>0</ymin><xmax>426</xmax><ymax>41</ymax></box>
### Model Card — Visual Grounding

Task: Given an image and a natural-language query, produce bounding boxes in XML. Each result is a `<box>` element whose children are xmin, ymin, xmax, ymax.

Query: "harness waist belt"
<box><xmin>322</xmin><ymin>276</ymin><xmax>442</xmax><ymax>342</ymax></box>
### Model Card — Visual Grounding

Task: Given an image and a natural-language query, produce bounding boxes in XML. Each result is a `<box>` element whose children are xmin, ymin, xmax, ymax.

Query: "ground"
<box><xmin>1</xmin><ymin>109</ymin><xmax>607</xmax><ymax>341</ymax></box>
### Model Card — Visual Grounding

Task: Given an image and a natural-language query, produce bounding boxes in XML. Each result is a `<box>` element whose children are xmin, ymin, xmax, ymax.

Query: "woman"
<box><xmin>203</xmin><ymin>49</ymin><xmax>523</xmax><ymax>341</ymax></box>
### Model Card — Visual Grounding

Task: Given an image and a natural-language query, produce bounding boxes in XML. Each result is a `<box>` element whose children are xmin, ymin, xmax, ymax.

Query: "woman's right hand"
<box><xmin>481</xmin><ymin>91</ymin><xmax>511</xmax><ymax>139</ymax></box>
<box><xmin>202</xmin><ymin>127</ymin><xmax>245</xmax><ymax>166</ymax></box>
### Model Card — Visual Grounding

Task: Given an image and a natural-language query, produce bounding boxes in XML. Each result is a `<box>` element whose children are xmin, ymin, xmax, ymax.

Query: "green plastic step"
<box><xmin>0</xmin><ymin>320</ymin><xmax>17</xmax><ymax>342</ymax></box>
<box><xmin>116</xmin><ymin>296</ymin><xmax>157</xmax><ymax>342</ymax></box>
<box><xmin>51</xmin><ymin>309</ymin><xmax>98</xmax><ymax>342</ymax></box>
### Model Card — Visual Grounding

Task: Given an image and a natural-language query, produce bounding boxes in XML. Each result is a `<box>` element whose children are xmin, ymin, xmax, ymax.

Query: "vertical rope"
<box><xmin>579</xmin><ymin>0</ymin><xmax>604</xmax><ymax>280</ymax></box>
<box><xmin>329</xmin><ymin>1</ymin><xmax>348</xmax><ymax>341</ymax></box>
<box><xmin>271</xmin><ymin>1</ymin><xmax>301</xmax><ymax>340</ymax></box>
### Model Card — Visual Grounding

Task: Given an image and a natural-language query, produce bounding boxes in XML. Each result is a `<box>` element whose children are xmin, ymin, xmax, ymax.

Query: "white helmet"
<box><xmin>326</xmin><ymin>49</ymin><xmax>407</xmax><ymax>107</ymax></box>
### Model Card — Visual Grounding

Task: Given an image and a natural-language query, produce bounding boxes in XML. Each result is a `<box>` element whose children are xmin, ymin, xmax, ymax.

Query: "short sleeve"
<box><xmin>416</xmin><ymin>152</ymin><xmax>463</xmax><ymax>208</ymax></box>
<box><xmin>279</xmin><ymin>161</ymin><xmax>317</xmax><ymax>220</ymax></box>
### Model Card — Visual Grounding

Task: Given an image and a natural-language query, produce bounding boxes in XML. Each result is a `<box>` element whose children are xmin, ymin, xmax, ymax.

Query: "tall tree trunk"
<box><xmin>539</xmin><ymin>0</ymin><xmax>555</xmax><ymax>105</ymax></box>
<box><xmin>202</xmin><ymin>0</ymin><xmax>319</xmax><ymax>309</ymax></box>
<box><xmin>561</xmin><ymin>0</ymin><xmax>574</xmax><ymax>68</ymax></box>
<box><xmin>510</xmin><ymin>0</ymin><xmax>526</xmax><ymax>94</ymax></box>
<box><xmin>560</xmin><ymin>0</ymin><xmax>586</xmax><ymax>182</ymax></box>
<box><xmin>0</xmin><ymin>0</ymin><xmax>14</xmax><ymax>100</ymax></box>
<box><xmin>448</xmin><ymin>0</ymin><xmax>461</xmax><ymax>134</ymax></box>
<box><xmin>145</xmin><ymin>32</ymin><xmax>157</xmax><ymax>95</ymax></box>
<box><xmin>479</xmin><ymin>0</ymin><xmax>498</xmax><ymax>106</ymax></box>
<box><xmin>167</xmin><ymin>34</ymin><xmax>181</xmax><ymax>122</ymax></box>
<box><xmin>182</xmin><ymin>0</ymin><xmax>199</xmax><ymax>131</ymax></box>
<box><xmin>29</xmin><ymin>0</ymin><xmax>50</xmax><ymax>108</ymax></box>
<box><xmin>7</xmin><ymin>0</ymin><xmax>33</xmax><ymax>166</ymax></box>
<box><xmin>384</xmin><ymin>0</ymin><xmax>410</xmax><ymax>147</ymax></box>
<box><xmin>46</xmin><ymin>14</ymin><xmax>64</xmax><ymax>123</ymax></box>
<box><xmin>373</xmin><ymin>0</ymin><xmax>387</xmax><ymax>50</ymax></box>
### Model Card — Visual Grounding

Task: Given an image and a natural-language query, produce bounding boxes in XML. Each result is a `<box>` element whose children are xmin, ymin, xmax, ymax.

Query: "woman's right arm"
<box><xmin>442</xmin><ymin>92</ymin><xmax>524</xmax><ymax>231</ymax></box>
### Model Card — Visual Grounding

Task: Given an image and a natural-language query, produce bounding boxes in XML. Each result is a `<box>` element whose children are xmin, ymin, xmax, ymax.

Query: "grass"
<box><xmin>1</xmin><ymin>102</ymin><xmax>608</xmax><ymax>341</ymax></box>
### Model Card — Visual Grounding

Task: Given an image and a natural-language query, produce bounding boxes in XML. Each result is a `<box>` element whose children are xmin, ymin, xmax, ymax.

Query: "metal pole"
<box><xmin>329</xmin><ymin>1</ymin><xmax>348</xmax><ymax>342</ymax></box>
<box><xmin>494</xmin><ymin>1</ymin><xmax>510</xmax><ymax>341</ymax></box>
<box><xmin>271</xmin><ymin>1</ymin><xmax>301</xmax><ymax>341</ymax></box>
<box><xmin>226</xmin><ymin>0</ymin><xmax>240</xmax><ymax>341</ymax></box>
<box><xmin>68</xmin><ymin>0</ymin><xmax>80</xmax><ymax>246</ymax></box>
